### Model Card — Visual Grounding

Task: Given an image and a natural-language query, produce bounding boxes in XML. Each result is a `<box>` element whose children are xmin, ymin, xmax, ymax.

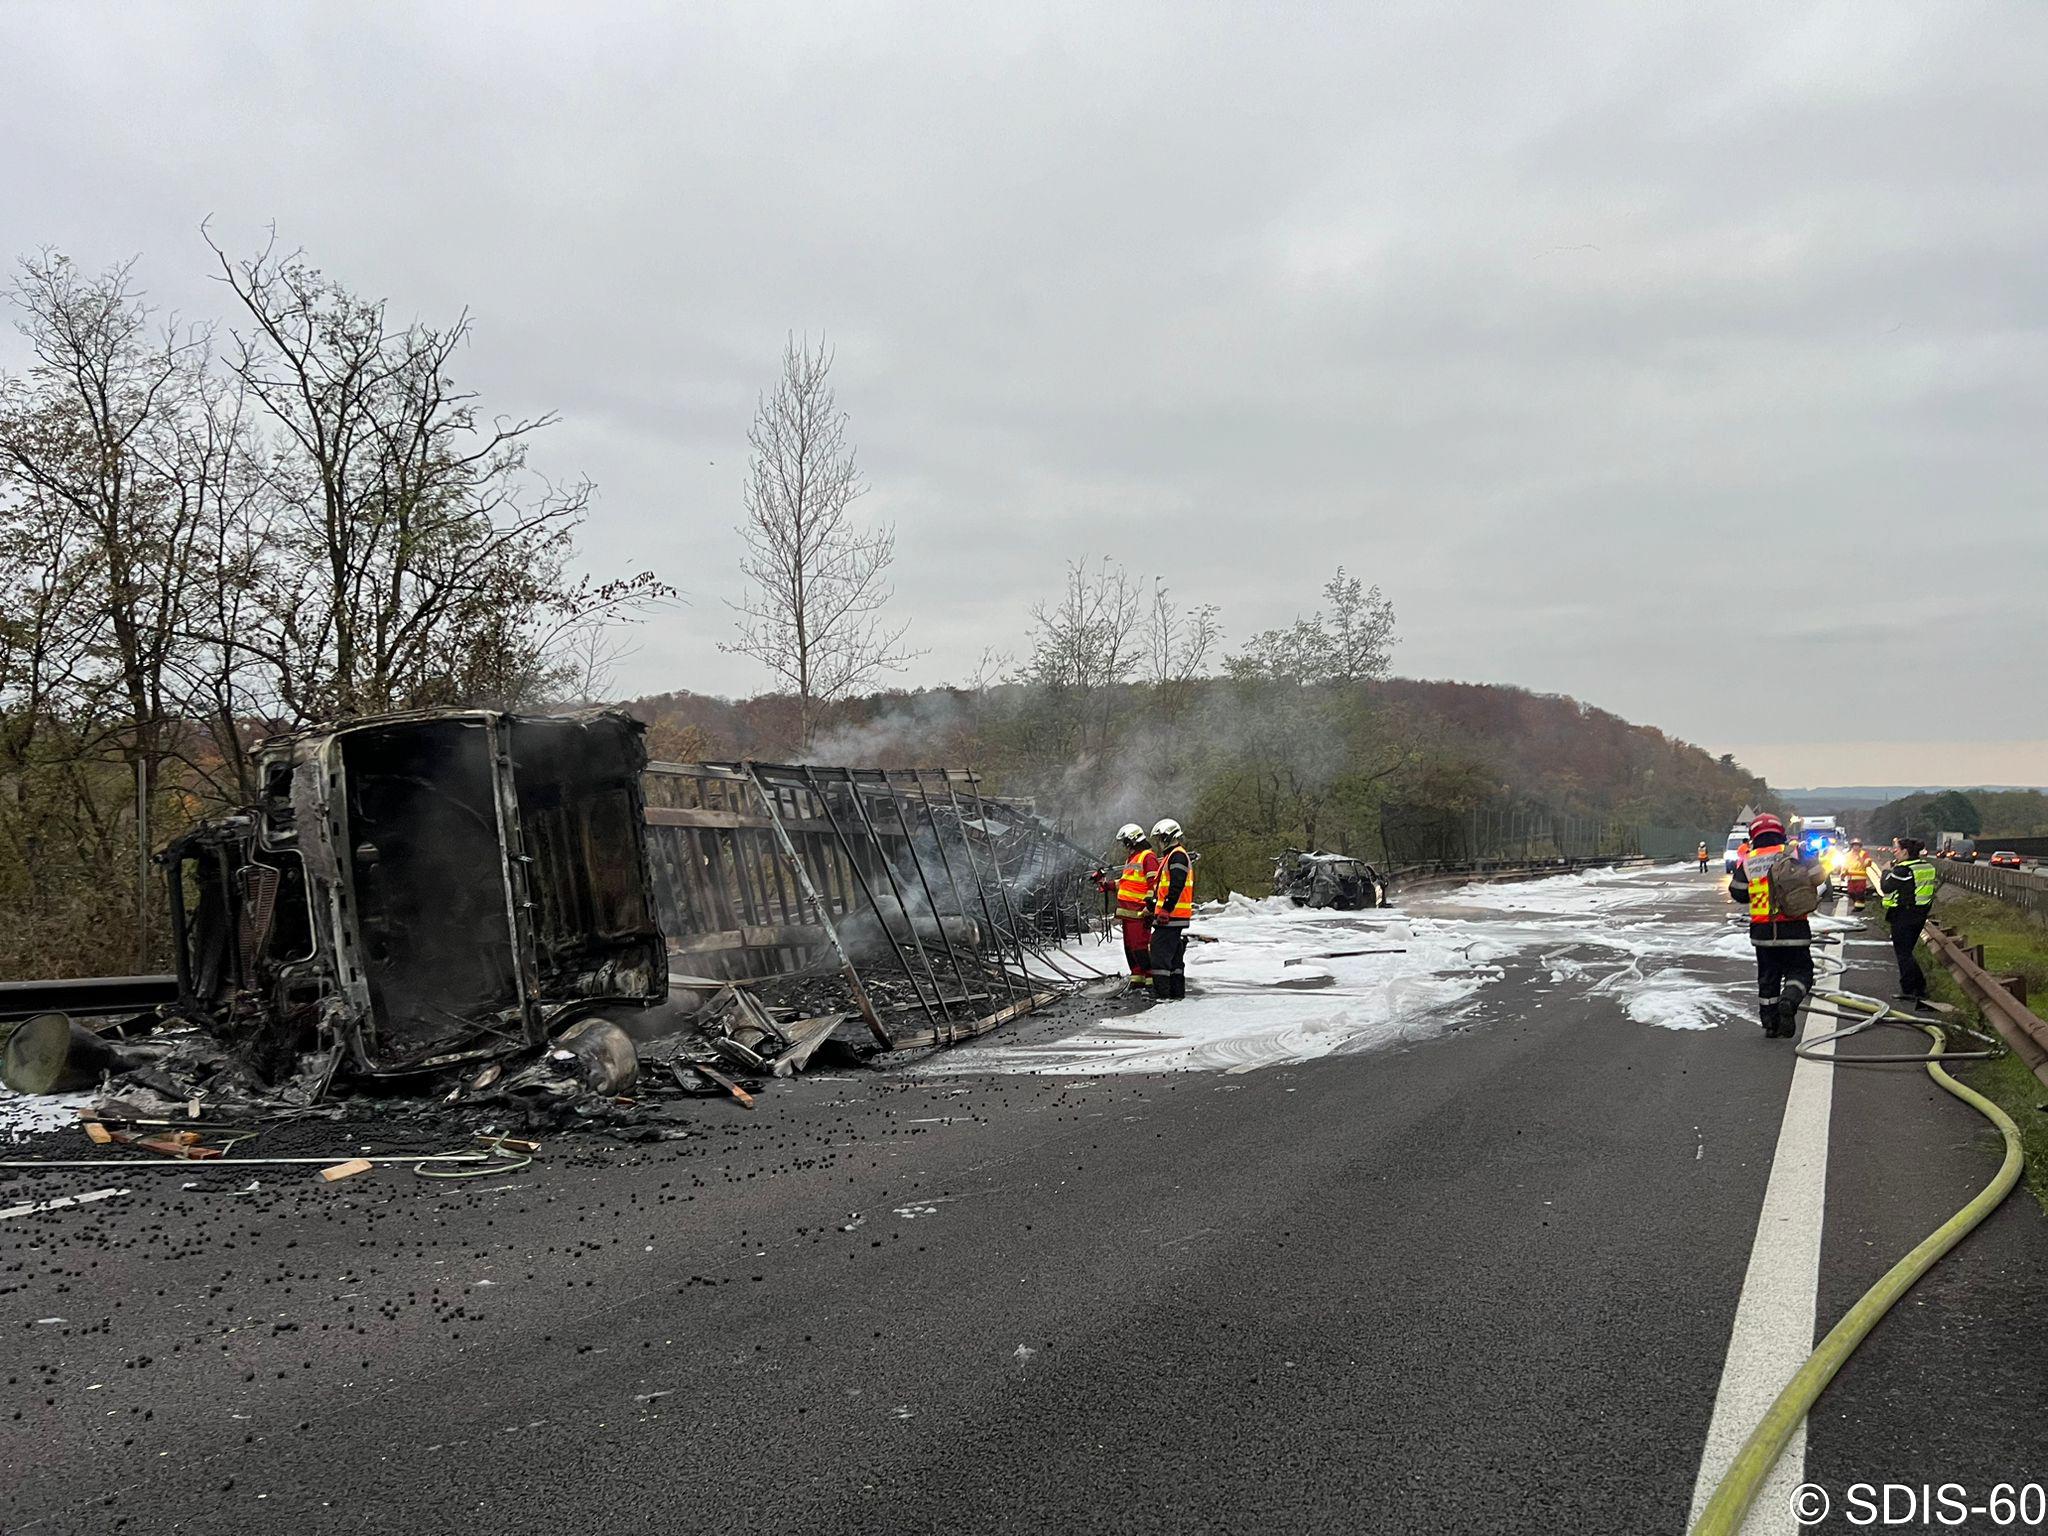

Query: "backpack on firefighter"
<box><xmin>1754</xmin><ymin>847</ymin><xmax>1821</xmax><ymax>919</ymax></box>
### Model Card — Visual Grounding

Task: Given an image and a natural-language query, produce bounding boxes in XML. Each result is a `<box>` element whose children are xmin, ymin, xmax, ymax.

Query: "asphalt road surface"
<box><xmin>3</xmin><ymin>866</ymin><xmax>2043</xmax><ymax>1534</ymax></box>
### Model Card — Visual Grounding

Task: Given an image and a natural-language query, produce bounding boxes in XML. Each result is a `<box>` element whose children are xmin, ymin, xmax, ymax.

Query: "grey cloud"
<box><xmin>2</xmin><ymin>1</ymin><xmax>2042</xmax><ymax>786</ymax></box>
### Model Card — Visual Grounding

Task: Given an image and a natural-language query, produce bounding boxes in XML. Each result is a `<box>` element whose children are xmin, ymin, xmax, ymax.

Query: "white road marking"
<box><xmin>0</xmin><ymin>1187</ymin><xmax>129</xmax><ymax>1221</ymax></box>
<box><xmin>1687</xmin><ymin>908</ymin><xmax>1844</xmax><ymax>1533</ymax></box>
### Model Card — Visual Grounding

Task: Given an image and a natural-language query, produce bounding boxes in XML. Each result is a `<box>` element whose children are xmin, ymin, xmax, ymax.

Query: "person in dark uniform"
<box><xmin>1881</xmin><ymin>836</ymin><xmax>1940</xmax><ymax>1005</ymax></box>
<box><xmin>1729</xmin><ymin>814</ymin><xmax>1820</xmax><ymax>1038</ymax></box>
<box><xmin>1145</xmin><ymin>817</ymin><xmax>1195</xmax><ymax>1002</ymax></box>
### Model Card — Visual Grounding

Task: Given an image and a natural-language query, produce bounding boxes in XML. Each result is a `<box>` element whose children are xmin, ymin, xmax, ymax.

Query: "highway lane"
<box><xmin>1</xmin><ymin>866</ymin><xmax>2039</xmax><ymax>1534</ymax></box>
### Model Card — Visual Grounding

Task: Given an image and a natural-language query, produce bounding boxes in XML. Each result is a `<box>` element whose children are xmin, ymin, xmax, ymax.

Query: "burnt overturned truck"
<box><xmin>1272</xmin><ymin>849</ymin><xmax>1385</xmax><ymax>910</ymax></box>
<box><xmin>142</xmin><ymin>710</ymin><xmax>1099</xmax><ymax>1111</ymax></box>
<box><xmin>163</xmin><ymin>710</ymin><xmax>667</xmax><ymax>1087</ymax></box>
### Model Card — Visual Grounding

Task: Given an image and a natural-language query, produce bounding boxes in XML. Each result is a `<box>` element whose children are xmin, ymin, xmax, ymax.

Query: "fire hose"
<box><xmin>1688</xmin><ymin>988</ymin><xmax>2024</xmax><ymax>1535</ymax></box>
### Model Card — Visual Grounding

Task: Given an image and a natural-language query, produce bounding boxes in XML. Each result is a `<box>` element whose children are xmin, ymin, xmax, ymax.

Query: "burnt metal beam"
<box><xmin>912</xmin><ymin>769</ymin><xmax>1020</xmax><ymax>1007</ymax></box>
<box><xmin>880</xmin><ymin>770</ymin><xmax>974</xmax><ymax>1048</ymax></box>
<box><xmin>0</xmin><ymin>974</ymin><xmax>179</xmax><ymax>1024</ymax></box>
<box><xmin>797</xmin><ymin>765</ymin><xmax>942</xmax><ymax>1026</ymax></box>
<box><xmin>954</xmin><ymin>776</ymin><xmax>1037</xmax><ymax>987</ymax></box>
<box><xmin>835</xmin><ymin>766</ymin><xmax>952</xmax><ymax>1022</ymax></box>
<box><xmin>741</xmin><ymin>763</ymin><xmax>894</xmax><ymax>1049</ymax></box>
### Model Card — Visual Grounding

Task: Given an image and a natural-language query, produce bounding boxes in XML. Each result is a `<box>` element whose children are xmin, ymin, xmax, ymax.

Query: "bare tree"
<box><xmin>548</xmin><ymin>619</ymin><xmax>639</xmax><ymax>708</ymax></box>
<box><xmin>722</xmin><ymin>336</ymin><xmax>912</xmax><ymax>748</ymax></box>
<box><xmin>0</xmin><ymin>252</ymin><xmax>226</xmax><ymax>963</ymax></box>
<box><xmin>0</xmin><ymin>234</ymin><xmax>671</xmax><ymax>977</ymax></box>
<box><xmin>0</xmin><ymin>251</ymin><xmax>213</xmax><ymax>781</ymax></box>
<box><xmin>205</xmin><ymin>228</ymin><xmax>666</xmax><ymax>723</ymax></box>
<box><xmin>1017</xmin><ymin>557</ymin><xmax>1144</xmax><ymax>766</ymax></box>
<box><xmin>1143</xmin><ymin>580</ymin><xmax>1222</xmax><ymax>689</ymax></box>
<box><xmin>1218</xmin><ymin>566</ymin><xmax>1400</xmax><ymax>848</ymax></box>
<box><xmin>1143</xmin><ymin>577</ymin><xmax>1221</xmax><ymax>737</ymax></box>
<box><xmin>1226</xmin><ymin>566</ymin><xmax>1394</xmax><ymax>686</ymax></box>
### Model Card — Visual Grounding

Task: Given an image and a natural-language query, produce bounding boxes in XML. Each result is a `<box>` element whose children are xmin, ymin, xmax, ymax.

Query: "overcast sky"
<box><xmin>4</xmin><ymin>1</ymin><xmax>2043</xmax><ymax>788</ymax></box>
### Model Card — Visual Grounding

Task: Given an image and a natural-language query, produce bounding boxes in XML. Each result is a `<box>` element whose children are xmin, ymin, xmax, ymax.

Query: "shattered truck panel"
<box><xmin>339</xmin><ymin>715</ymin><xmax>530</xmax><ymax>1061</ymax></box>
<box><xmin>166</xmin><ymin>710</ymin><xmax>666</xmax><ymax>1080</ymax></box>
<box><xmin>508</xmin><ymin>715</ymin><xmax>666</xmax><ymax>1007</ymax></box>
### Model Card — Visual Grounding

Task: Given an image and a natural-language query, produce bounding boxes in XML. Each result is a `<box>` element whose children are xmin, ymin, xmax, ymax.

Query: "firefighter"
<box><xmin>1734</xmin><ymin>814</ymin><xmax>1820</xmax><ymax>1038</ymax></box>
<box><xmin>1146</xmin><ymin>817</ymin><xmax>1195</xmax><ymax>1002</ymax></box>
<box><xmin>1697</xmin><ymin>841</ymin><xmax>1710</xmax><ymax>874</ymax></box>
<box><xmin>1881</xmin><ymin>836</ymin><xmax>1940</xmax><ymax>1005</ymax></box>
<box><xmin>1843</xmin><ymin>837</ymin><xmax>1874</xmax><ymax>906</ymax></box>
<box><xmin>1093</xmin><ymin>823</ymin><xmax>1161</xmax><ymax>993</ymax></box>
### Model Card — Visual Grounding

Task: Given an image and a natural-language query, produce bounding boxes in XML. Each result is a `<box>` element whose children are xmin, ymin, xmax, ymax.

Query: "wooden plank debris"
<box><xmin>690</xmin><ymin>1062</ymin><xmax>756</xmax><ymax>1109</ymax></box>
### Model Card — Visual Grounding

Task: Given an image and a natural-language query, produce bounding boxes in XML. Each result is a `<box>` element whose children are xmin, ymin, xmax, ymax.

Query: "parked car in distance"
<box><xmin>1989</xmin><ymin>850</ymin><xmax>2023</xmax><ymax>868</ymax></box>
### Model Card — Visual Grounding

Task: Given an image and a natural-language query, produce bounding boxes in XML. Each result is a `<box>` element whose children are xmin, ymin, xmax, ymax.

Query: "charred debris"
<box><xmin>2</xmin><ymin>709</ymin><xmax>1105</xmax><ymax>1130</ymax></box>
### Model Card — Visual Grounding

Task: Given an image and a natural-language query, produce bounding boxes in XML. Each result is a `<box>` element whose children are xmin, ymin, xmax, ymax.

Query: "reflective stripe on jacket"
<box><xmin>1744</xmin><ymin>846</ymin><xmax>1812</xmax><ymax>929</ymax></box>
<box><xmin>1155</xmin><ymin>845</ymin><xmax>1194</xmax><ymax>924</ymax></box>
<box><xmin>1746</xmin><ymin>850</ymin><xmax>1781</xmax><ymax>924</ymax></box>
<box><xmin>1114</xmin><ymin>850</ymin><xmax>1160</xmax><ymax>918</ymax></box>
<box><xmin>1882</xmin><ymin>858</ymin><xmax>1938</xmax><ymax>913</ymax></box>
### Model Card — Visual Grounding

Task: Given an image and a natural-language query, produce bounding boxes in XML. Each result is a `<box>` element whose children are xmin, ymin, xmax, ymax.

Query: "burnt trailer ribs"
<box><xmin>641</xmin><ymin>761</ymin><xmax>1099</xmax><ymax>1049</ymax></box>
<box><xmin>164</xmin><ymin>710</ymin><xmax>666</xmax><ymax>1079</ymax></box>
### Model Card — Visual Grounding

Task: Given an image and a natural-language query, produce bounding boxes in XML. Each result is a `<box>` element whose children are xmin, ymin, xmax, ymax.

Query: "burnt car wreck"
<box><xmin>1272</xmin><ymin>849</ymin><xmax>1386</xmax><ymax>911</ymax></box>
<box><xmin>9</xmin><ymin>709</ymin><xmax>1102</xmax><ymax>1121</ymax></box>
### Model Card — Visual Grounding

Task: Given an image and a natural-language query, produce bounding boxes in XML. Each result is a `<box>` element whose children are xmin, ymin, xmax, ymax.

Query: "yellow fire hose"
<box><xmin>1690</xmin><ymin>994</ymin><xmax>2025</xmax><ymax>1535</ymax></box>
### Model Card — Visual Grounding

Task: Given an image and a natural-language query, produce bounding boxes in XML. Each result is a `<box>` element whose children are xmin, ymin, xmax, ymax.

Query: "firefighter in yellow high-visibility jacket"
<box><xmin>1145</xmin><ymin>817</ymin><xmax>1195</xmax><ymax>1001</ymax></box>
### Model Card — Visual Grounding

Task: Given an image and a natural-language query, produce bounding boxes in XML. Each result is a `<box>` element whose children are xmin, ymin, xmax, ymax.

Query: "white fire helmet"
<box><xmin>1116</xmin><ymin>823</ymin><xmax>1146</xmax><ymax>847</ymax></box>
<box><xmin>1151</xmin><ymin>817</ymin><xmax>1183</xmax><ymax>844</ymax></box>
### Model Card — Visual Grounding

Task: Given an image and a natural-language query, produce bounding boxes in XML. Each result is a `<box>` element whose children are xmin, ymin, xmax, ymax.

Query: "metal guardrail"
<box><xmin>1935</xmin><ymin>859</ymin><xmax>2048</xmax><ymax>924</ymax></box>
<box><xmin>1925</xmin><ymin>920</ymin><xmax>2048</xmax><ymax>1086</ymax></box>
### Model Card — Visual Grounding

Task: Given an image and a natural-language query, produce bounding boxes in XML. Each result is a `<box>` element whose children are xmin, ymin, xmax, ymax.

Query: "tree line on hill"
<box><xmin>628</xmin><ymin>601</ymin><xmax>1769</xmax><ymax>899</ymax></box>
<box><xmin>1861</xmin><ymin>788</ymin><xmax>2048</xmax><ymax>845</ymax></box>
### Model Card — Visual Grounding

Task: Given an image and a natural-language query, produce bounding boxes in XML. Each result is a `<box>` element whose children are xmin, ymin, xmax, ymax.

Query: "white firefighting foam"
<box><xmin>932</xmin><ymin>861</ymin><xmax>1765</xmax><ymax>1076</ymax></box>
<box><xmin>0</xmin><ymin>1089</ymin><xmax>96</xmax><ymax>1136</ymax></box>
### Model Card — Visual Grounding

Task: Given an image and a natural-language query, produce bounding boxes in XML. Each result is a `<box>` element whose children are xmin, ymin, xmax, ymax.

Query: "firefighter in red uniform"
<box><xmin>1093</xmin><ymin>823</ymin><xmax>1162</xmax><ymax>992</ymax></box>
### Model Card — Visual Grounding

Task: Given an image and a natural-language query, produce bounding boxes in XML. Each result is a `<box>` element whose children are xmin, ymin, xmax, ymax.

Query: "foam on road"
<box><xmin>936</xmin><ymin>861</ymin><xmax>1757</xmax><ymax>1075</ymax></box>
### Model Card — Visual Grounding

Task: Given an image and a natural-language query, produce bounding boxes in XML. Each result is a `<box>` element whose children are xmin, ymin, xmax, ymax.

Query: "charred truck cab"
<box><xmin>163</xmin><ymin>710</ymin><xmax>666</xmax><ymax>1086</ymax></box>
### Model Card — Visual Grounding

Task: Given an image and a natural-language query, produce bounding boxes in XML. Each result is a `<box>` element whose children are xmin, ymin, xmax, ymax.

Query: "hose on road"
<box><xmin>1794</xmin><ymin>992</ymin><xmax>1998</xmax><ymax>1064</ymax></box>
<box><xmin>1689</xmin><ymin>995</ymin><xmax>2025</xmax><ymax>1536</ymax></box>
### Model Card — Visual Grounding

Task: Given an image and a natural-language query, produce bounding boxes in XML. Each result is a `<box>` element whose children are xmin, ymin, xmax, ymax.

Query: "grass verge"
<box><xmin>1919</xmin><ymin>890</ymin><xmax>2048</xmax><ymax>1212</ymax></box>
